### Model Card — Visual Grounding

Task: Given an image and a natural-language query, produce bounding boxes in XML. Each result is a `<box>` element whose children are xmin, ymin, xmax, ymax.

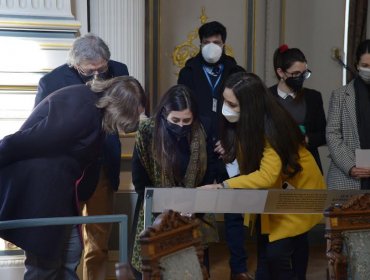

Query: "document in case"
<box><xmin>355</xmin><ymin>149</ymin><xmax>370</xmax><ymax>168</ymax></box>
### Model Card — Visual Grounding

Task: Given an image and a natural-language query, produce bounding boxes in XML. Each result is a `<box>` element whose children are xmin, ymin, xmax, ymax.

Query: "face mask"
<box><xmin>222</xmin><ymin>103</ymin><xmax>240</xmax><ymax>123</ymax></box>
<box><xmin>165</xmin><ymin>121</ymin><xmax>192</xmax><ymax>138</ymax></box>
<box><xmin>201</xmin><ymin>43</ymin><xmax>223</xmax><ymax>64</ymax></box>
<box><xmin>285</xmin><ymin>75</ymin><xmax>305</xmax><ymax>93</ymax></box>
<box><xmin>358</xmin><ymin>67</ymin><xmax>370</xmax><ymax>84</ymax></box>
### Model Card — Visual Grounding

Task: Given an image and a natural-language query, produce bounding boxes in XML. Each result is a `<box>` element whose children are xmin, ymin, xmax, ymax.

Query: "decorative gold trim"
<box><xmin>121</xmin><ymin>154</ymin><xmax>133</xmax><ymax>160</ymax></box>
<box><xmin>39</xmin><ymin>43</ymin><xmax>72</xmax><ymax>50</ymax></box>
<box><xmin>0</xmin><ymin>20</ymin><xmax>81</xmax><ymax>29</ymax></box>
<box><xmin>0</xmin><ymin>86</ymin><xmax>37</xmax><ymax>91</ymax></box>
<box><xmin>119</xmin><ymin>132</ymin><xmax>136</xmax><ymax>138</ymax></box>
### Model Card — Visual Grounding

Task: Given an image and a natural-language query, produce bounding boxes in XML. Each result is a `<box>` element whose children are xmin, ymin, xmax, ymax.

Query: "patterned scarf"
<box><xmin>135</xmin><ymin>119</ymin><xmax>207</xmax><ymax>188</ymax></box>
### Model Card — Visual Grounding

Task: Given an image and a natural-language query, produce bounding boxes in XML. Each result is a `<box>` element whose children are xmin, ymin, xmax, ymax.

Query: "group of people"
<box><xmin>0</xmin><ymin>18</ymin><xmax>369</xmax><ymax>280</ymax></box>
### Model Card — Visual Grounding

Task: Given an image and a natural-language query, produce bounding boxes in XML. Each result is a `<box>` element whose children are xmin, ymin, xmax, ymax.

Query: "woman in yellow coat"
<box><xmin>200</xmin><ymin>72</ymin><xmax>325</xmax><ymax>280</ymax></box>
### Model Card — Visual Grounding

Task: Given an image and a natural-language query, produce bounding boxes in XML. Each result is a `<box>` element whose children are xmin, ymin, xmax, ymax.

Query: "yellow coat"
<box><xmin>225</xmin><ymin>143</ymin><xmax>326</xmax><ymax>242</ymax></box>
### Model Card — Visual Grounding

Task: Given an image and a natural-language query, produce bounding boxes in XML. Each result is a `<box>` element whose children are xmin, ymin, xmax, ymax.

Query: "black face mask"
<box><xmin>285</xmin><ymin>75</ymin><xmax>305</xmax><ymax>93</ymax></box>
<box><xmin>165</xmin><ymin>121</ymin><xmax>192</xmax><ymax>138</ymax></box>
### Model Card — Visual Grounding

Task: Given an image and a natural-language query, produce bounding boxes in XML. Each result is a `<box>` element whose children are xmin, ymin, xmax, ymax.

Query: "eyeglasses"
<box><xmin>76</xmin><ymin>63</ymin><xmax>109</xmax><ymax>77</ymax></box>
<box><xmin>284</xmin><ymin>69</ymin><xmax>312</xmax><ymax>79</ymax></box>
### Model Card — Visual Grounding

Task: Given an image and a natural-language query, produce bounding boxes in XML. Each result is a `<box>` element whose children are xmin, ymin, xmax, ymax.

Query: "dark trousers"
<box><xmin>224</xmin><ymin>213</ymin><xmax>248</xmax><ymax>274</ymax></box>
<box><xmin>255</xmin><ymin>219</ymin><xmax>309</xmax><ymax>280</ymax></box>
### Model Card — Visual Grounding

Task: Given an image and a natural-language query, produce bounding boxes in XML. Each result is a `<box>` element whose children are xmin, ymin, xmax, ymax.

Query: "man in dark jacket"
<box><xmin>178</xmin><ymin>21</ymin><xmax>252</xmax><ymax>280</ymax></box>
<box><xmin>34</xmin><ymin>33</ymin><xmax>129</xmax><ymax>280</ymax></box>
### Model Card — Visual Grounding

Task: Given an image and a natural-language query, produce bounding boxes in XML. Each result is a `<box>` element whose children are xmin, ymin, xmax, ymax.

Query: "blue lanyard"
<box><xmin>202</xmin><ymin>65</ymin><xmax>224</xmax><ymax>96</ymax></box>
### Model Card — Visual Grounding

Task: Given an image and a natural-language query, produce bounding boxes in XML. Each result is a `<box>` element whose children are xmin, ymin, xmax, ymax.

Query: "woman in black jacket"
<box><xmin>270</xmin><ymin>45</ymin><xmax>326</xmax><ymax>172</ymax></box>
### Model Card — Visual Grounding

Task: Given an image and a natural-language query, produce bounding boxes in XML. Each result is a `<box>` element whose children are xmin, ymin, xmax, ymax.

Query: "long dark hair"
<box><xmin>221</xmin><ymin>72</ymin><xmax>304</xmax><ymax>178</ymax></box>
<box><xmin>152</xmin><ymin>85</ymin><xmax>200</xmax><ymax>182</ymax></box>
<box><xmin>355</xmin><ymin>39</ymin><xmax>370</xmax><ymax>66</ymax></box>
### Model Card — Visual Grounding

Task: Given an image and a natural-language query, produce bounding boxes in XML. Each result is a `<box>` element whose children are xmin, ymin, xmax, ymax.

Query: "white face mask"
<box><xmin>222</xmin><ymin>103</ymin><xmax>240</xmax><ymax>123</ymax></box>
<box><xmin>201</xmin><ymin>42</ymin><xmax>223</xmax><ymax>64</ymax></box>
<box><xmin>358</xmin><ymin>67</ymin><xmax>370</xmax><ymax>84</ymax></box>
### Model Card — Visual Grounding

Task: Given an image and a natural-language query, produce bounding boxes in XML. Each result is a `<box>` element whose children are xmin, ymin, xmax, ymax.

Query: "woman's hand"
<box><xmin>214</xmin><ymin>140</ymin><xmax>225</xmax><ymax>158</ymax></box>
<box><xmin>350</xmin><ymin>167</ymin><xmax>370</xmax><ymax>179</ymax></box>
<box><xmin>198</xmin><ymin>184</ymin><xmax>222</xmax><ymax>189</ymax></box>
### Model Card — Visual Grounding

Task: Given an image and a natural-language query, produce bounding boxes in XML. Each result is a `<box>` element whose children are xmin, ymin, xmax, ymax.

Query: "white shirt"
<box><xmin>277</xmin><ymin>87</ymin><xmax>296</xmax><ymax>99</ymax></box>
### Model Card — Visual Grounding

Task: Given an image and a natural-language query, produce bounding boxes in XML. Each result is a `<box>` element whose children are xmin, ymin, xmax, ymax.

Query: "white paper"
<box><xmin>225</xmin><ymin>159</ymin><xmax>240</xmax><ymax>178</ymax></box>
<box><xmin>355</xmin><ymin>149</ymin><xmax>370</xmax><ymax>168</ymax></box>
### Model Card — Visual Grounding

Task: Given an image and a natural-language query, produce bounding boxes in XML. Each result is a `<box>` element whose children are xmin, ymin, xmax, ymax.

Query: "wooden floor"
<box><xmin>209</xmin><ymin>241</ymin><xmax>327</xmax><ymax>280</ymax></box>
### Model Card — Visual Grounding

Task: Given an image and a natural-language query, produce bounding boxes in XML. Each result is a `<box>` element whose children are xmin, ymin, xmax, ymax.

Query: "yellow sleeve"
<box><xmin>225</xmin><ymin>143</ymin><xmax>282</xmax><ymax>189</ymax></box>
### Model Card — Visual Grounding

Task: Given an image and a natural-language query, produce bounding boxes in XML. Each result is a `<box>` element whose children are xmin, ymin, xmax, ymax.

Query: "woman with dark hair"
<box><xmin>200</xmin><ymin>72</ymin><xmax>325</xmax><ymax>280</ymax></box>
<box><xmin>0</xmin><ymin>76</ymin><xmax>145</xmax><ymax>280</ymax></box>
<box><xmin>131</xmin><ymin>84</ymin><xmax>218</xmax><ymax>276</ymax></box>
<box><xmin>327</xmin><ymin>39</ymin><xmax>370</xmax><ymax>190</ymax></box>
<box><xmin>270</xmin><ymin>45</ymin><xmax>326</xmax><ymax>171</ymax></box>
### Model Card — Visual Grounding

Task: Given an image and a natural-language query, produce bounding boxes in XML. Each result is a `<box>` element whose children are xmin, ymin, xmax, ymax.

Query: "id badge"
<box><xmin>212</xmin><ymin>98</ymin><xmax>217</xmax><ymax>112</ymax></box>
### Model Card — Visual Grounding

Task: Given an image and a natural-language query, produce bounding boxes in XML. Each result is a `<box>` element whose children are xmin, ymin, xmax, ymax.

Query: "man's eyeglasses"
<box><xmin>285</xmin><ymin>69</ymin><xmax>311</xmax><ymax>80</ymax></box>
<box><xmin>76</xmin><ymin>64</ymin><xmax>109</xmax><ymax>77</ymax></box>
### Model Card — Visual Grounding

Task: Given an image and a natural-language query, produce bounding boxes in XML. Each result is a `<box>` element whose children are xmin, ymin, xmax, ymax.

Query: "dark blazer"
<box><xmin>34</xmin><ymin>60</ymin><xmax>129</xmax><ymax>193</ymax></box>
<box><xmin>269</xmin><ymin>85</ymin><xmax>326</xmax><ymax>170</ymax></box>
<box><xmin>0</xmin><ymin>85</ymin><xmax>104</xmax><ymax>259</ymax></box>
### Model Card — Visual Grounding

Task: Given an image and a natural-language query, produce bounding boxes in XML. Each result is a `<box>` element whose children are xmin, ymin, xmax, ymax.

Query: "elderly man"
<box><xmin>34</xmin><ymin>33</ymin><xmax>129</xmax><ymax>280</ymax></box>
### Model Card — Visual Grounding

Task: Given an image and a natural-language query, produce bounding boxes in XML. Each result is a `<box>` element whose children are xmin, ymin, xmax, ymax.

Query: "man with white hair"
<box><xmin>34</xmin><ymin>33</ymin><xmax>129</xmax><ymax>280</ymax></box>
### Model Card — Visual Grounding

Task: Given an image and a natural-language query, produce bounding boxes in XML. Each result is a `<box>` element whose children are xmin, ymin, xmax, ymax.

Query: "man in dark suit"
<box><xmin>34</xmin><ymin>33</ymin><xmax>129</xmax><ymax>280</ymax></box>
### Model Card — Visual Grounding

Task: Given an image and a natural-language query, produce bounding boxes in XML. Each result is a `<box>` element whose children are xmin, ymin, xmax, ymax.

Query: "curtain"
<box><xmin>347</xmin><ymin>0</ymin><xmax>368</xmax><ymax>83</ymax></box>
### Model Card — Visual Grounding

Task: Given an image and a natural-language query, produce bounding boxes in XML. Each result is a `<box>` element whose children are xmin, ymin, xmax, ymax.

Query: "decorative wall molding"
<box><xmin>0</xmin><ymin>0</ymin><xmax>80</xmax><ymax>32</ymax></box>
<box><xmin>264</xmin><ymin>0</ymin><xmax>282</xmax><ymax>86</ymax></box>
<box><xmin>89</xmin><ymin>0</ymin><xmax>145</xmax><ymax>86</ymax></box>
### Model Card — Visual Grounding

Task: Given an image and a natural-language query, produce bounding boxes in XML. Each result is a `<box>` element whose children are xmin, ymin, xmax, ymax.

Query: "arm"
<box><xmin>132</xmin><ymin>145</ymin><xmax>152</xmax><ymax>195</ymax></box>
<box><xmin>34</xmin><ymin>77</ymin><xmax>51</xmax><ymax>107</ymax></box>
<box><xmin>326</xmin><ymin>90</ymin><xmax>355</xmax><ymax>175</ymax></box>
<box><xmin>306</xmin><ymin>91</ymin><xmax>326</xmax><ymax>148</ymax></box>
<box><xmin>102</xmin><ymin>133</ymin><xmax>122</xmax><ymax>191</ymax></box>
<box><xmin>201</xmin><ymin>125</ymin><xmax>218</xmax><ymax>185</ymax></box>
<box><xmin>178</xmin><ymin>67</ymin><xmax>195</xmax><ymax>90</ymax></box>
<box><xmin>225</xmin><ymin>143</ymin><xmax>282</xmax><ymax>188</ymax></box>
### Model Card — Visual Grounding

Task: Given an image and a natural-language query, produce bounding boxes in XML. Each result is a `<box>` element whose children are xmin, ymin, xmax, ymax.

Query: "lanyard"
<box><xmin>202</xmin><ymin>65</ymin><xmax>224</xmax><ymax>96</ymax></box>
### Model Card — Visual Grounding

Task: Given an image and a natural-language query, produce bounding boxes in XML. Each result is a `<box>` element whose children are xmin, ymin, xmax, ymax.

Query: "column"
<box><xmin>89</xmin><ymin>0</ymin><xmax>145</xmax><ymax>86</ymax></box>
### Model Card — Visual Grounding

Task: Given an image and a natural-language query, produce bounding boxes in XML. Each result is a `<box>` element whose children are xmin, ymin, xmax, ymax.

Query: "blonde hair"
<box><xmin>89</xmin><ymin>76</ymin><xmax>146</xmax><ymax>133</ymax></box>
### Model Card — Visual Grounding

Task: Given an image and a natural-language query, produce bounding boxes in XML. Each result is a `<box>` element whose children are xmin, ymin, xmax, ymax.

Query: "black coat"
<box><xmin>178</xmin><ymin>53</ymin><xmax>243</xmax><ymax>141</ymax></box>
<box><xmin>269</xmin><ymin>85</ymin><xmax>326</xmax><ymax>171</ymax></box>
<box><xmin>34</xmin><ymin>60</ymin><xmax>129</xmax><ymax>193</ymax></box>
<box><xmin>0</xmin><ymin>85</ymin><xmax>104</xmax><ymax>259</ymax></box>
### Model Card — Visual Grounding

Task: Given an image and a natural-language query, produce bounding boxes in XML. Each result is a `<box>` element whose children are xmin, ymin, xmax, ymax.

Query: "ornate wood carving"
<box><xmin>139</xmin><ymin>209</ymin><xmax>208</xmax><ymax>280</ymax></box>
<box><xmin>324</xmin><ymin>193</ymin><xmax>370</xmax><ymax>280</ymax></box>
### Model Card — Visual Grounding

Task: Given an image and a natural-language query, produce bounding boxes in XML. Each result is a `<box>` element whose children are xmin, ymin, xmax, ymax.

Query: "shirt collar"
<box><xmin>277</xmin><ymin>87</ymin><xmax>296</xmax><ymax>99</ymax></box>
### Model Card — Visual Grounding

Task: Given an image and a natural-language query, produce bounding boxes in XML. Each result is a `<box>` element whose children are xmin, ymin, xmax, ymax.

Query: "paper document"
<box><xmin>355</xmin><ymin>149</ymin><xmax>370</xmax><ymax>168</ymax></box>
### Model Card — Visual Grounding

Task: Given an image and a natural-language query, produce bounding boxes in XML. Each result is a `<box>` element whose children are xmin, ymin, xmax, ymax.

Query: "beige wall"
<box><xmin>158</xmin><ymin>0</ymin><xmax>248</xmax><ymax>96</ymax></box>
